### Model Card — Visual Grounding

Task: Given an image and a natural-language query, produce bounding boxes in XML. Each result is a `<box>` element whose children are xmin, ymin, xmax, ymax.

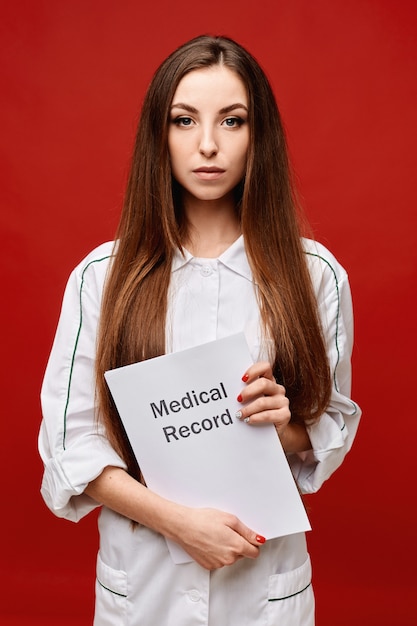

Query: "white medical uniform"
<box><xmin>39</xmin><ymin>235</ymin><xmax>360</xmax><ymax>625</ymax></box>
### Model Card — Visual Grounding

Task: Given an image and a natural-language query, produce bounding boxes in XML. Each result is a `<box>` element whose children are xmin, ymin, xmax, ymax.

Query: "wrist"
<box><xmin>276</xmin><ymin>422</ymin><xmax>312</xmax><ymax>454</ymax></box>
<box><xmin>153</xmin><ymin>499</ymin><xmax>190</xmax><ymax>542</ymax></box>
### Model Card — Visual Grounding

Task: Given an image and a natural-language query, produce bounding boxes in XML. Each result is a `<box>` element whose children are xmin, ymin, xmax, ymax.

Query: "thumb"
<box><xmin>233</xmin><ymin>518</ymin><xmax>266</xmax><ymax>546</ymax></box>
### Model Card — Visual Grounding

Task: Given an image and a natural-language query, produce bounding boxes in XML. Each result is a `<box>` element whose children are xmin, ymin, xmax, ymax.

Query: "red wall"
<box><xmin>1</xmin><ymin>1</ymin><xmax>416</xmax><ymax>623</ymax></box>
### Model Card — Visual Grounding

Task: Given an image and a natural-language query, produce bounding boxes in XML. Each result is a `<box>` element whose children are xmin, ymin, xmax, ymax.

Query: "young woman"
<box><xmin>39</xmin><ymin>35</ymin><xmax>361</xmax><ymax>625</ymax></box>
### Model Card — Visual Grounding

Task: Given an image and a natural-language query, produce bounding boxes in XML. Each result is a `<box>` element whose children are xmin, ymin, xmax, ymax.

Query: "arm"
<box><xmin>85</xmin><ymin>466</ymin><xmax>264</xmax><ymax>570</ymax></box>
<box><xmin>235</xmin><ymin>243</ymin><xmax>361</xmax><ymax>492</ymax></box>
<box><xmin>39</xmin><ymin>244</ymin><xmax>127</xmax><ymax>521</ymax></box>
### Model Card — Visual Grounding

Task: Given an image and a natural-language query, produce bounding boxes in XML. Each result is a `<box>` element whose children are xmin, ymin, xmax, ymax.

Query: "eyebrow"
<box><xmin>170</xmin><ymin>102</ymin><xmax>248</xmax><ymax>114</ymax></box>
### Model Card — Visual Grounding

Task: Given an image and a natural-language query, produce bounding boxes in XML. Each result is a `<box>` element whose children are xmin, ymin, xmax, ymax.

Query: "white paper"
<box><xmin>105</xmin><ymin>333</ymin><xmax>310</xmax><ymax>563</ymax></box>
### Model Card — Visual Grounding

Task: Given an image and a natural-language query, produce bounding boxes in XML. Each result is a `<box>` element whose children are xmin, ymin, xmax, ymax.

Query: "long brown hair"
<box><xmin>96</xmin><ymin>35</ymin><xmax>331</xmax><ymax>477</ymax></box>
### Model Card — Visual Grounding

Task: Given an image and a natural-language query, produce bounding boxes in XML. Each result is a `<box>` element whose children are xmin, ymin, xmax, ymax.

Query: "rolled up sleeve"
<box><xmin>289</xmin><ymin>243</ymin><xmax>361</xmax><ymax>494</ymax></box>
<box><xmin>38</xmin><ymin>244</ymin><xmax>127</xmax><ymax>522</ymax></box>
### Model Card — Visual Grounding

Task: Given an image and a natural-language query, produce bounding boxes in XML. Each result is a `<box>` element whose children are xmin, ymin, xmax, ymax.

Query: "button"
<box><xmin>187</xmin><ymin>589</ymin><xmax>201</xmax><ymax>602</ymax></box>
<box><xmin>200</xmin><ymin>265</ymin><xmax>212</xmax><ymax>277</ymax></box>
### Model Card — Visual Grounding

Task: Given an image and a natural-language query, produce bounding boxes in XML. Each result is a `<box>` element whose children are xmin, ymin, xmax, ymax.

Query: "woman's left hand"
<box><xmin>235</xmin><ymin>361</ymin><xmax>291</xmax><ymax>434</ymax></box>
<box><xmin>236</xmin><ymin>362</ymin><xmax>312</xmax><ymax>454</ymax></box>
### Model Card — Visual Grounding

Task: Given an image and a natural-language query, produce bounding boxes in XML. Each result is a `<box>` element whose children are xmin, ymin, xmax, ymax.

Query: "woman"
<box><xmin>39</xmin><ymin>35</ymin><xmax>360</xmax><ymax>625</ymax></box>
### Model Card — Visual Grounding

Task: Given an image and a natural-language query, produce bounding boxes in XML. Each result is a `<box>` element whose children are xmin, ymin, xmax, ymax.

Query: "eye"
<box><xmin>222</xmin><ymin>117</ymin><xmax>246</xmax><ymax>128</ymax></box>
<box><xmin>172</xmin><ymin>116</ymin><xmax>194</xmax><ymax>127</ymax></box>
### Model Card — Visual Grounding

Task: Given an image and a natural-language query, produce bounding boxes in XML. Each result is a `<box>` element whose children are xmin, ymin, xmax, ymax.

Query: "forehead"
<box><xmin>171</xmin><ymin>65</ymin><xmax>248</xmax><ymax>107</ymax></box>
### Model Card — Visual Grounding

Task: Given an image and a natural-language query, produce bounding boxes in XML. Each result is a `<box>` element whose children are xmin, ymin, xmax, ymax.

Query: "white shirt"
<box><xmin>39</xmin><ymin>235</ymin><xmax>360</xmax><ymax>625</ymax></box>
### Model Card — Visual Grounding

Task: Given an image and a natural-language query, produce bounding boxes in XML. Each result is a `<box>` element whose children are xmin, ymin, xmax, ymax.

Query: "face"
<box><xmin>168</xmin><ymin>65</ymin><xmax>249</xmax><ymax>207</ymax></box>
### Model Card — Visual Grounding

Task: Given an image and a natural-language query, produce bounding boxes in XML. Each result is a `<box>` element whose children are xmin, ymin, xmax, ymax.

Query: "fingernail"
<box><xmin>237</xmin><ymin>394</ymin><xmax>243</xmax><ymax>402</ymax></box>
<box><xmin>242</xmin><ymin>373</ymin><xmax>249</xmax><ymax>382</ymax></box>
<box><xmin>256</xmin><ymin>535</ymin><xmax>266</xmax><ymax>544</ymax></box>
<box><xmin>235</xmin><ymin>410</ymin><xmax>243</xmax><ymax>420</ymax></box>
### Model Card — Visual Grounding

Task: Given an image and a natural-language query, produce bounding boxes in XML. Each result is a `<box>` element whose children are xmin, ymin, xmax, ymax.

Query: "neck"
<box><xmin>182</xmin><ymin>194</ymin><xmax>241</xmax><ymax>258</ymax></box>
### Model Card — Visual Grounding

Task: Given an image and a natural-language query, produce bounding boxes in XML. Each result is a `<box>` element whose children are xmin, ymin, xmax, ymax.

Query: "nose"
<box><xmin>199</xmin><ymin>126</ymin><xmax>218</xmax><ymax>157</ymax></box>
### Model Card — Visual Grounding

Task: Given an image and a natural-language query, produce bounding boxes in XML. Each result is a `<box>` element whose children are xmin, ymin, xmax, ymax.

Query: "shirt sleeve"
<box><xmin>38</xmin><ymin>245</ymin><xmax>127</xmax><ymax>522</ymax></box>
<box><xmin>288</xmin><ymin>243</ymin><xmax>361</xmax><ymax>493</ymax></box>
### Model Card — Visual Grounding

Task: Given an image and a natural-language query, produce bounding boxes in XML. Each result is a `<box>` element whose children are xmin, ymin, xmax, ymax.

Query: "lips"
<box><xmin>193</xmin><ymin>166</ymin><xmax>225</xmax><ymax>180</ymax></box>
<box><xmin>194</xmin><ymin>166</ymin><xmax>225</xmax><ymax>172</ymax></box>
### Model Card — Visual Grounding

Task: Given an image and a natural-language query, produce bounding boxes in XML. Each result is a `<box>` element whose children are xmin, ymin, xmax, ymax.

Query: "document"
<box><xmin>105</xmin><ymin>333</ymin><xmax>310</xmax><ymax>563</ymax></box>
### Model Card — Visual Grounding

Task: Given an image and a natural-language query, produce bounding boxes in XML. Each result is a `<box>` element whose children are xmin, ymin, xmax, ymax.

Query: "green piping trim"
<box><xmin>97</xmin><ymin>578</ymin><xmax>127</xmax><ymax>598</ymax></box>
<box><xmin>305</xmin><ymin>252</ymin><xmax>358</xmax><ymax>418</ymax></box>
<box><xmin>61</xmin><ymin>249</ymin><xmax>357</xmax><ymax>449</ymax></box>
<box><xmin>268</xmin><ymin>581</ymin><xmax>311</xmax><ymax>601</ymax></box>
<box><xmin>62</xmin><ymin>255</ymin><xmax>111</xmax><ymax>450</ymax></box>
<box><xmin>305</xmin><ymin>252</ymin><xmax>341</xmax><ymax>392</ymax></box>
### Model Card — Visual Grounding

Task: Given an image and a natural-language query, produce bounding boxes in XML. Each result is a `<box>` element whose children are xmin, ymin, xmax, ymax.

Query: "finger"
<box><xmin>244</xmin><ymin>392</ymin><xmax>289</xmax><ymax>415</ymax></box>
<box><xmin>238</xmin><ymin>377</ymin><xmax>286</xmax><ymax>404</ymax></box>
<box><xmin>236</xmin><ymin>407</ymin><xmax>291</xmax><ymax>426</ymax></box>
<box><xmin>235</xmin><ymin>394</ymin><xmax>291</xmax><ymax>425</ymax></box>
<box><xmin>231</xmin><ymin>518</ymin><xmax>266</xmax><ymax>554</ymax></box>
<box><xmin>242</xmin><ymin>361</ymin><xmax>275</xmax><ymax>383</ymax></box>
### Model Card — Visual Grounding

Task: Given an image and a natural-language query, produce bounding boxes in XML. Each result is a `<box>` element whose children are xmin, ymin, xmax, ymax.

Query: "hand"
<box><xmin>174</xmin><ymin>507</ymin><xmax>265</xmax><ymax>570</ymax></box>
<box><xmin>236</xmin><ymin>361</ymin><xmax>291</xmax><ymax>434</ymax></box>
<box><xmin>85</xmin><ymin>468</ymin><xmax>265</xmax><ymax>569</ymax></box>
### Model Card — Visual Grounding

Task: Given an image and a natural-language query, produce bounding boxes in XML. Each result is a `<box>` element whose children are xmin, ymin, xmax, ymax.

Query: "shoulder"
<box><xmin>71</xmin><ymin>241</ymin><xmax>115</xmax><ymax>282</ymax></box>
<box><xmin>63</xmin><ymin>241</ymin><xmax>116</xmax><ymax>303</ymax></box>
<box><xmin>302</xmin><ymin>238</ymin><xmax>348</xmax><ymax>286</ymax></box>
<box><xmin>75</xmin><ymin>241</ymin><xmax>115</xmax><ymax>271</ymax></box>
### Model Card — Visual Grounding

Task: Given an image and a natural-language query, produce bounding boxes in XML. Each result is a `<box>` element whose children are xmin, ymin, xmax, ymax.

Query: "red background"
<box><xmin>1</xmin><ymin>1</ymin><xmax>416</xmax><ymax>624</ymax></box>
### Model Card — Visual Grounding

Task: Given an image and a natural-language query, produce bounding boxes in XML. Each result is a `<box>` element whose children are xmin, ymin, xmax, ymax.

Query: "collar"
<box><xmin>171</xmin><ymin>235</ymin><xmax>253</xmax><ymax>281</ymax></box>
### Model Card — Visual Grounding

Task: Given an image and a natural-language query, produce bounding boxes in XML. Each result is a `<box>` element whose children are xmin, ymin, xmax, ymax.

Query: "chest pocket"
<box><xmin>267</xmin><ymin>556</ymin><xmax>314</xmax><ymax>626</ymax></box>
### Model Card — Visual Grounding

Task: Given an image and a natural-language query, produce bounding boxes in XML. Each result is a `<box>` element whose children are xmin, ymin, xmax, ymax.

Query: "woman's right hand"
<box><xmin>172</xmin><ymin>506</ymin><xmax>265</xmax><ymax>570</ymax></box>
<box><xmin>86</xmin><ymin>467</ymin><xmax>265</xmax><ymax>570</ymax></box>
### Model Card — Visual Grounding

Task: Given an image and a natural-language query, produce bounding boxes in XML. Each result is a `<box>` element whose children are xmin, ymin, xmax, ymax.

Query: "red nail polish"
<box><xmin>256</xmin><ymin>535</ymin><xmax>266</xmax><ymax>544</ymax></box>
<box><xmin>237</xmin><ymin>394</ymin><xmax>243</xmax><ymax>402</ymax></box>
<box><xmin>242</xmin><ymin>373</ymin><xmax>249</xmax><ymax>382</ymax></box>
